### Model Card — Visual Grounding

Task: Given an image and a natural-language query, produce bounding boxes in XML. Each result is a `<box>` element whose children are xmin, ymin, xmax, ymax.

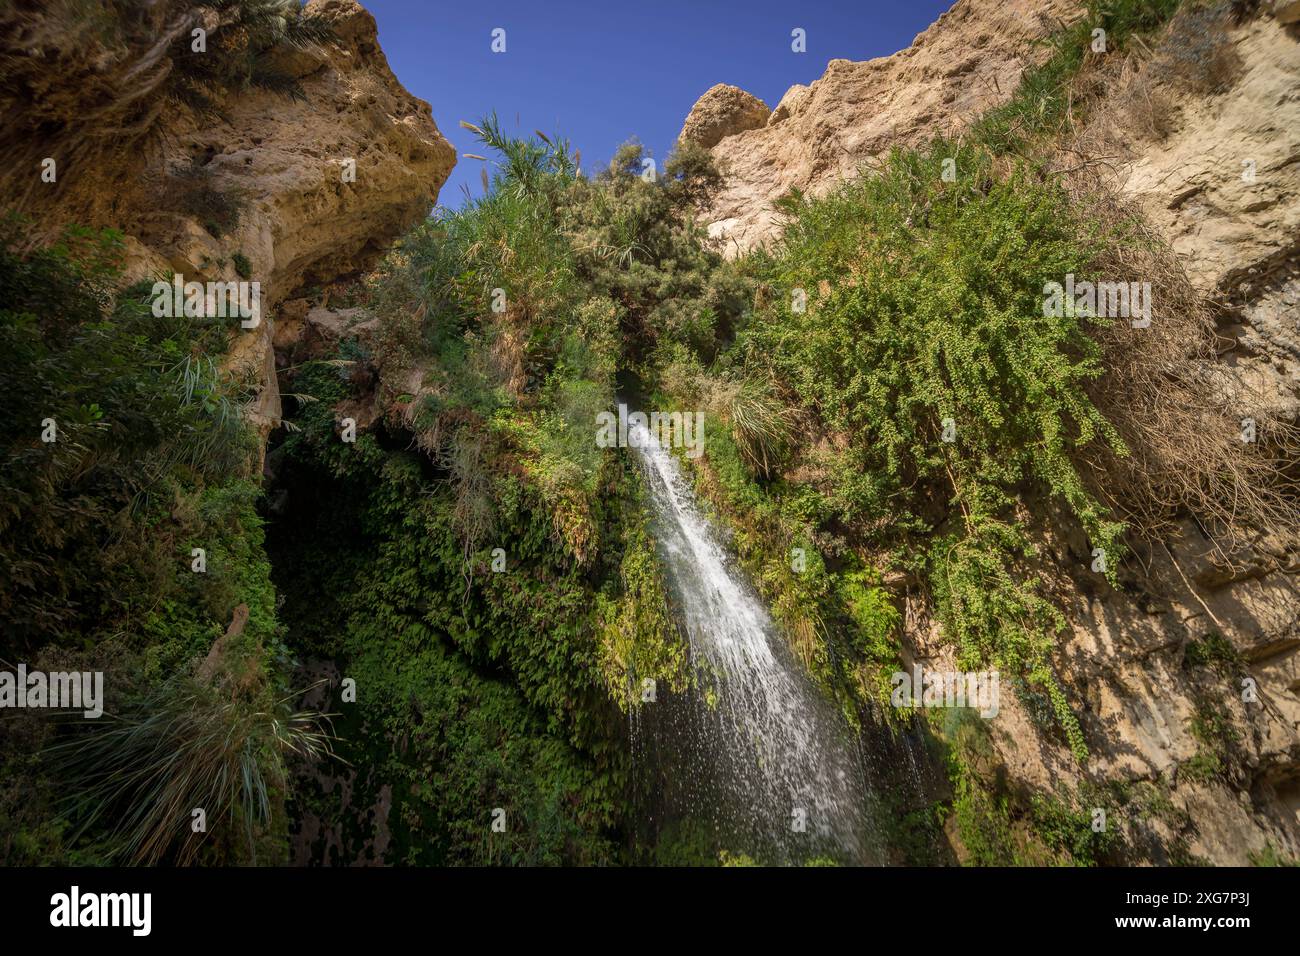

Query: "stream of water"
<box><xmin>627</xmin><ymin>416</ymin><xmax>880</xmax><ymax>864</ymax></box>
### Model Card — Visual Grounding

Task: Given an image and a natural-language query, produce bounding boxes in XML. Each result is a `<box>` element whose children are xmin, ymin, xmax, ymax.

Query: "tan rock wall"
<box><xmin>0</xmin><ymin>0</ymin><xmax>455</xmax><ymax>462</ymax></box>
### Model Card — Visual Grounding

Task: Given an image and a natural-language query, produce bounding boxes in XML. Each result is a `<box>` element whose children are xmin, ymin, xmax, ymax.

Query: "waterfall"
<box><xmin>627</xmin><ymin>416</ymin><xmax>879</xmax><ymax>864</ymax></box>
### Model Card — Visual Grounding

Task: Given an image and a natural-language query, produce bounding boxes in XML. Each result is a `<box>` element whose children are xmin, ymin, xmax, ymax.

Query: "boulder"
<box><xmin>678</xmin><ymin>84</ymin><xmax>771</xmax><ymax>150</ymax></box>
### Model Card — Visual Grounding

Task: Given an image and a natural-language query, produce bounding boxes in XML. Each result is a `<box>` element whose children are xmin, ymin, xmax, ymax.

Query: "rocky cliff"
<box><xmin>679</xmin><ymin>0</ymin><xmax>1081</xmax><ymax>252</ymax></box>
<box><xmin>1077</xmin><ymin>3</ymin><xmax>1300</xmax><ymax>865</ymax></box>
<box><xmin>682</xmin><ymin>0</ymin><xmax>1300</xmax><ymax>864</ymax></box>
<box><xmin>0</xmin><ymin>0</ymin><xmax>455</xmax><ymax>458</ymax></box>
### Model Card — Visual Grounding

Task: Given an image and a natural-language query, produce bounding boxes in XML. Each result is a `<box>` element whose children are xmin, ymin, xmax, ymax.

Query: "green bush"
<box><xmin>695</xmin><ymin>143</ymin><xmax>1135</xmax><ymax>756</ymax></box>
<box><xmin>171</xmin><ymin>161</ymin><xmax>245</xmax><ymax>238</ymax></box>
<box><xmin>972</xmin><ymin>0</ymin><xmax>1186</xmax><ymax>153</ymax></box>
<box><xmin>269</xmin><ymin>381</ymin><xmax>629</xmax><ymax>863</ymax></box>
<box><xmin>0</xmin><ymin>219</ymin><xmax>305</xmax><ymax>864</ymax></box>
<box><xmin>0</xmin><ymin>221</ymin><xmax>257</xmax><ymax>650</ymax></box>
<box><xmin>167</xmin><ymin>0</ymin><xmax>337</xmax><ymax>111</ymax></box>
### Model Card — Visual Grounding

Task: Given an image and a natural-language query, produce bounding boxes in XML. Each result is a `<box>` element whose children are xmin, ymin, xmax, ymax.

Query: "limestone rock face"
<box><xmin>678</xmin><ymin>84</ymin><xmax>771</xmax><ymax>150</ymax></box>
<box><xmin>0</xmin><ymin>0</ymin><xmax>455</xmax><ymax>459</ymax></box>
<box><xmin>1090</xmin><ymin>13</ymin><xmax>1300</xmax><ymax>862</ymax></box>
<box><xmin>685</xmin><ymin>0</ymin><xmax>1082</xmax><ymax>252</ymax></box>
<box><xmin>1114</xmin><ymin>15</ymin><xmax>1300</xmax><ymax>426</ymax></box>
<box><xmin>187</xmin><ymin>0</ymin><xmax>456</xmax><ymax>304</ymax></box>
<box><xmin>685</xmin><ymin>0</ymin><xmax>1300</xmax><ymax>863</ymax></box>
<box><xmin>769</xmin><ymin>84</ymin><xmax>812</xmax><ymax>125</ymax></box>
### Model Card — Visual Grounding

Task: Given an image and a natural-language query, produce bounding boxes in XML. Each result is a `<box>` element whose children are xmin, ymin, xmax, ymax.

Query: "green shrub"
<box><xmin>167</xmin><ymin>0</ymin><xmax>337</xmax><ymax>111</ymax></box>
<box><xmin>1250</xmin><ymin>844</ymin><xmax>1300</xmax><ymax>867</ymax></box>
<box><xmin>971</xmin><ymin>0</ymin><xmax>1186</xmax><ymax>153</ymax></box>
<box><xmin>595</xmin><ymin>485</ymin><xmax>691</xmax><ymax>711</ymax></box>
<box><xmin>720</xmin><ymin>143</ymin><xmax>1134</xmax><ymax>756</ymax></box>
<box><xmin>268</xmin><ymin>390</ymin><xmax>629</xmax><ymax>863</ymax></box>
<box><xmin>1182</xmin><ymin>699</ymin><xmax>1239</xmax><ymax>784</ymax></box>
<box><xmin>0</xmin><ymin>220</ymin><xmax>305</xmax><ymax>864</ymax></box>
<box><xmin>1029</xmin><ymin>790</ymin><xmax>1121</xmax><ymax>866</ymax></box>
<box><xmin>1183</xmin><ymin>631</ymin><xmax>1243</xmax><ymax>675</ymax></box>
<box><xmin>0</xmin><ymin>221</ymin><xmax>256</xmax><ymax>650</ymax></box>
<box><xmin>171</xmin><ymin>161</ymin><xmax>245</xmax><ymax>237</ymax></box>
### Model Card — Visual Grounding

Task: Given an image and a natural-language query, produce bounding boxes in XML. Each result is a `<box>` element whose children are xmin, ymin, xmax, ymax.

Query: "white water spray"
<box><xmin>628</xmin><ymin>417</ymin><xmax>876</xmax><ymax>863</ymax></box>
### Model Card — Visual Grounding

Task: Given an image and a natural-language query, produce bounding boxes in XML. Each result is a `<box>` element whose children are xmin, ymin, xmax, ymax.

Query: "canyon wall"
<box><xmin>679</xmin><ymin>0</ymin><xmax>1081</xmax><ymax>253</ymax></box>
<box><xmin>682</xmin><ymin>0</ymin><xmax>1300</xmax><ymax>864</ymax></box>
<box><xmin>0</xmin><ymin>0</ymin><xmax>455</xmax><ymax>457</ymax></box>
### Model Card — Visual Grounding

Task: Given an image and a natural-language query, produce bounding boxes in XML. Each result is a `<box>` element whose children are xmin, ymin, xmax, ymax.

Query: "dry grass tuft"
<box><xmin>1059</xmin><ymin>172</ymin><xmax>1300</xmax><ymax>568</ymax></box>
<box><xmin>1091</xmin><ymin>1</ymin><xmax>1245</xmax><ymax>146</ymax></box>
<box><xmin>487</xmin><ymin>320</ymin><xmax>528</xmax><ymax>400</ymax></box>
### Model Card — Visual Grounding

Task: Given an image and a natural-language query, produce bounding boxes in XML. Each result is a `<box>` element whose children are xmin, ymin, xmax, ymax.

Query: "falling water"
<box><xmin>627</xmin><ymin>416</ymin><xmax>880</xmax><ymax>864</ymax></box>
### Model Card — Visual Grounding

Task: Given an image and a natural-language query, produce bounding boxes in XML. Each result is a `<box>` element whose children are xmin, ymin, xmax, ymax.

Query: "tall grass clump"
<box><xmin>51</xmin><ymin>671</ymin><xmax>332</xmax><ymax>865</ymax></box>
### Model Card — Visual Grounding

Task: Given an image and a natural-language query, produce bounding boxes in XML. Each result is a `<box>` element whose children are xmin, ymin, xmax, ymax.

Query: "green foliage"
<box><xmin>1183</xmin><ymin>630</ymin><xmax>1243</xmax><ymax>676</ymax></box>
<box><xmin>680</xmin><ymin>143</ymin><xmax>1133</xmax><ymax>755</ymax></box>
<box><xmin>1029</xmin><ymin>790</ymin><xmax>1121</xmax><ymax>866</ymax></box>
<box><xmin>167</xmin><ymin>0</ymin><xmax>338</xmax><ymax>111</ymax></box>
<box><xmin>751</xmin><ymin>145</ymin><xmax>1124</xmax><ymax>552</ymax></box>
<box><xmin>871</xmin><ymin>788</ymin><xmax>951</xmax><ymax>866</ymax></box>
<box><xmin>563</xmin><ymin>138</ymin><xmax>741</xmax><ymax>360</ymax></box>
<box><xmin>715</xmin><ymin>374</ymin><xmax>794</xmax><ymax>476</ymax></box>
<box><xmin>971</xmin><ymin>0</ymin><xmax>1186</xmax><ymax>153</ymax></box>
<box><xmin>595</xmin><ymin>482</ymin><xmax>691</xmax><ymax>711</ymax></box>
<box><xmin>49</xmin><ymin>669</ymin><xmax>331</xmax><ymax>865</ymax></box>
<box><xmin>929</xmin><ymin>521</ymin><xmax>1088</xmax><ymax>762</ymax></box>
<box><xmin>648</xmin><ymin>819</ymin><xmax>725</xmax><ymax>866</ymax></box>
<box><xmin>271</xmin><ymin>116</ymin><xmax>713</xmax><ymax>855</ymax></box>
<box><xmin>1249</xmin><ymin>844</ymin><xmax>1300</xmax><ymax>867</ymax></box>
<box><xmin>232</xmin><ymin>250</ymin><xmax>252</xmax><ymax>280</ymax></box>
<box><xmin>838</xmin><ymin>570</ymin><xmax>902</xmax><ymax>691</ymax></box>
<box><xmin>269</xmin><ymin>398</ymin><xmax>629</xmax><ymax>863</ymax></box>
<box><xmin>171</xmin><ymin>159</ymin><xmax>245</xmax><ymax>238</ymax></box>
<box><xmin>941</xmin><ymin>709</ymin><xmax>1120</xmax><ymax>865</ymax></box>
<box><xmin>944</xmin><ymin>712</ymin><xmax>1022</xmax><ymax>866</ymax></box>
<box><xmin>1182</xmin><ymin>699</ymin><xmax>1239</xmax><ymax>785</ymax></box>
<box><xmin>0</xmin><ymin>221</ymin><xmax>257</xmax><ymax>650</ymax></box>
<box><xmin>0</xmin><ymin>220</ymin><xmax>305</xmax><ymax>864</ymax></box>
<box><xmin>263</xmin><ymin>121</ymin><xmax>743</xmax><ymax>863</ymax></box>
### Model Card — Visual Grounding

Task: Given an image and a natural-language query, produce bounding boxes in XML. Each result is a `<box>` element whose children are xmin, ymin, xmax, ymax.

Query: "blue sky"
<box><xmin>361</xmin><ymin>0</ymin><xmax>956</xmax><ymax>207</ymax></box>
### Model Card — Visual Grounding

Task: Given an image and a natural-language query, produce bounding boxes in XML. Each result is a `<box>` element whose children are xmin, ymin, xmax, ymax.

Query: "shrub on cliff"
<box><xmin>266</xmin><ymin>122</ymin><xmax>736</xmax><ymax>862</ymax></box>
<box><xmin>0</xmin><ymin>220</ymin><xmax>312</xmax><ymax>864</ymax></box>
<box><xmin>657</xmin><ymin>143</ymin><xmax>1136</xmax><ymax>756</ymax></box>
<box><xmin>0</xmin><ymin>220</ymin><xmax>257</xmax><ymax>651</ymax></box>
